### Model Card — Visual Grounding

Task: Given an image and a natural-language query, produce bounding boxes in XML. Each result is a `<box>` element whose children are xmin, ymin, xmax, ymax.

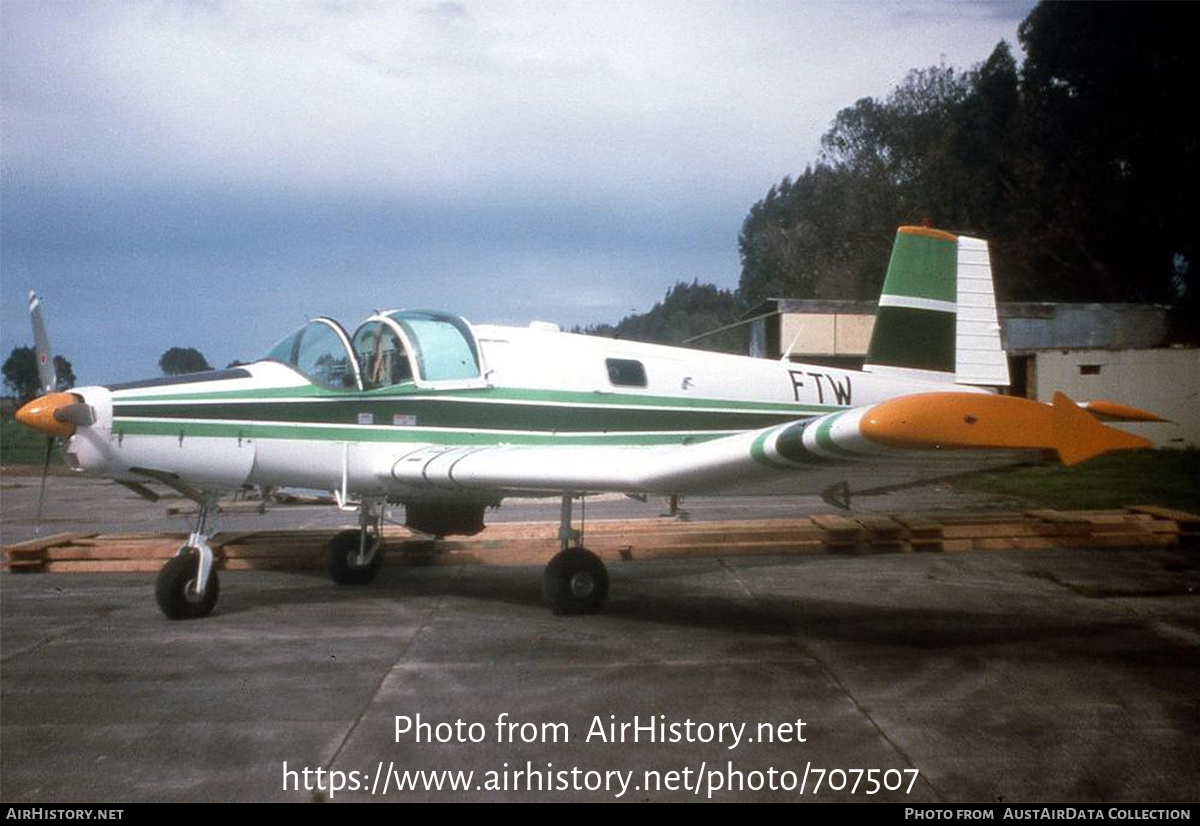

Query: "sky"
<box><xmin>1</xmin><ymin>0</ymin><xmax>1035</xmax><ymax>384</ymax></box>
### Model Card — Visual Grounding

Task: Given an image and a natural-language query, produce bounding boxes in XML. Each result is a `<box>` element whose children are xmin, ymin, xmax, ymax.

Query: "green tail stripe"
<box><xmin>866</xmin><ymin>229</ymin><xmax>959</xmax><ymax>371</ymax></box>
<box><xmin>865</xmin><ymin>306</ymin><xmax>956</xmax><ymax>372</ymax></box>
<box><xmin>879</xmin><ymin>230</ymin><xmax>957</xmax><ymax>302</ymax></box>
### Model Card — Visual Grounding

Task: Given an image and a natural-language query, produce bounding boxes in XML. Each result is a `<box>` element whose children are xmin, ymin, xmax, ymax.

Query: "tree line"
<box><xmin>737</xmin><ymin>2</ymin><xmax>1195</xmax><ymax>331</ymax></box>
<box><xmin>599</xmin><ymin>3</ymin><xmax>1195</xmax><ymax>351</ymax></box>
<box><xmin>3</xmin><ymin>346</ymin><xmax>213</xmax><ymax>403</ymax></box>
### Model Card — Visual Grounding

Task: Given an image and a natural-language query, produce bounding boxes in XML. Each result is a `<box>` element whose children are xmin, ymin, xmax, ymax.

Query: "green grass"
<box><xmin>956</xmin><ymin>449</ymin><xmax>1200</xmax><ymax>513</ymax></box>
<box><xmin>0</xmin><ymin>411</ymin><xmax>63</xmax><ymax>468</ymax></box>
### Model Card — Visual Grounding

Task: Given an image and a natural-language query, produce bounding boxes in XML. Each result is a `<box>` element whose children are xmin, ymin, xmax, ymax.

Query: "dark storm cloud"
<box><xmin>1</xmin><ymin>1</ymin><xmax>1027</xmax><ymax>383</ymax></box>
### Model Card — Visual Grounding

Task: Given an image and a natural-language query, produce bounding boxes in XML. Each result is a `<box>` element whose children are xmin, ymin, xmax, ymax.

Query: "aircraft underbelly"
<box><xmin>111</xmin><ymin>434</ymin><xmax>257</xmax><ymax>489</ymax></box>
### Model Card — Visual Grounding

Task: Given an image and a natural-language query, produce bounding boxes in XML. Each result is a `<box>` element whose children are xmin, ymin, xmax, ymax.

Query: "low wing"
<box><xmin>385</xmin><ymin>392</ymin><xmax>1153</xmax><ymax>498</ymax></box>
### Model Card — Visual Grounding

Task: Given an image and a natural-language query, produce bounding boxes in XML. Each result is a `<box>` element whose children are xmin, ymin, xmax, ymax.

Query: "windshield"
<box><xmin>264</xmin><ymin>318</ymin><xmax>359</xmax><ymax>389</ymax></box>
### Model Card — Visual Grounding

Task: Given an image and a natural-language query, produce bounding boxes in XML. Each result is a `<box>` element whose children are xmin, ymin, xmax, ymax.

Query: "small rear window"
<box><xmin>606</xmin><ymin>358</ymin><xmax>647</xmax><ymax>387</ymax></box>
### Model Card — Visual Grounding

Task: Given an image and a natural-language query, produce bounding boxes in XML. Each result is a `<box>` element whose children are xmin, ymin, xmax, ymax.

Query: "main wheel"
<box><xmin>155</xmin><ymin>551</ymin><xmax>219</xmax><ymax>620</ymax></box>
<box><xmin>326</xmin><ymin>529</ymin><xmax>383</xmax><ymax>585</ymax></box>
<box><xmin>542</xmin><ymin>547</ymin><xmax>609</xmax><ymax>615</ymax></box>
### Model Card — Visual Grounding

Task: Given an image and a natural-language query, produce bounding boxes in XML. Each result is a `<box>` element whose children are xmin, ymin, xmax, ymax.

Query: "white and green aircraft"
<box><xmin>16</xmin><ymin>227</ymin><xmax>1157</xmax><ymax>620</ymax></box>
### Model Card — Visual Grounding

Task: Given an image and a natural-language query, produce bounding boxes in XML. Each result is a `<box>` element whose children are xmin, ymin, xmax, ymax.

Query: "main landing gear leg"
<box><xmin>542</xmin><ymin>491</ymin><xmax>608</xmax><ymax>616</ymax></box>
<box><xmin>156</xmin><ymin>493</ymin><xmax>220</xmax><ymax>620</ymax></box>
<box><xmin>326</xmin><ymin>498</ymin><xmax>384</xmax><ymax>585</ymax></box>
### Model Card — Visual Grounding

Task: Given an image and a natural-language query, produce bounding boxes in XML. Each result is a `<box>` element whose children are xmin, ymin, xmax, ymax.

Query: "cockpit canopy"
<box><xmin>263</xmin><ymin>310</ymin><xmax>482</xmax><ymax>390</ymax></box>
<box><xmin>264</xmin><ymin>318</ymin><xmax>359</xmax><ymax>389</ymax></box>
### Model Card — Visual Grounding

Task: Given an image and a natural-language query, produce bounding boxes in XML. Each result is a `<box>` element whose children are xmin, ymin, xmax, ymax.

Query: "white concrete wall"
<box><xmin>781</xmin><ymin>313</ymin><xmax>875</xmax><ymax>357</ymax></box>
<box><xmin>1033</xmin><ymin>348</ymin><xmax>1199</xmax><ymax>448</ymax></box>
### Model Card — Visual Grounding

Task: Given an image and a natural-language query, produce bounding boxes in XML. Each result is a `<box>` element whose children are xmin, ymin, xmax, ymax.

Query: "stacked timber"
<box><xmin>3</xmin><ymin>508</ymin><xmax>1195</xmax><ymax>574</ymax></box>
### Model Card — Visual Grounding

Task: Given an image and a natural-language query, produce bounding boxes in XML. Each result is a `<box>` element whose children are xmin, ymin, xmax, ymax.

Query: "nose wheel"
<box><xmin>156</xmin><ymin>550</ymin><xmax>220</xmax><ymax>619</ymax></box>
<box><xmin>156</xmin><ymin>493</ymin><xmax>220</xmax><ymax>619</ymax></box>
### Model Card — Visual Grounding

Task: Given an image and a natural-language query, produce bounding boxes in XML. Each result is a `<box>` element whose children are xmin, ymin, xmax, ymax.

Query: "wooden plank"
<box><xmin>6</xmin><ymin>559</ymin><xmax>47</xmax><ymax>572</ymax></box>
<box><xmin>857</xmin><ymin>515</ymin><xmax>906</xmax><ymax>537</ymax></box>
<box><xmin>44</xmin><ymin>545</ymin><xmax>177</xmax><ymax>561</ymax></box>
<box><xmin>10</xmin><ymin>507</ymin><xmax>1192</xmax><ymax>573</ymax></box>
<box><xmin>223</xmin><ymin>558</ymin><xmax>324</xmax><ymax>571</ymax></box>
<box><xmin>84</xmin><ymin>533</ymin><xmax>187</xmax><ymax>542</ymax></box>
<box><xmin>891</xmin><ymin>514</ymin><xmax>942</xmax><ymax>551</ymax></box>
<box><xmin>1128</xmin><ymin>506</ymin><xmax>1200</xmax><ymax>531</ymax></box>
<box><xmin>1023</xmin><ymin>510</ymin><xmax>1093</xmax><ymax>536</ymax></box>
<box><xmin>941</xmin><ymin>523</ymin><xmax>1049</xmax><ymax>539</ymax></box>
<box><xmin>811</xmin><ymin>515</ymin><xmax>864</xmax><ymax>547</ymax></box>
<box><xmin>44</xmin><ymin>560</ymin><xmax>164</xmax><ymax>573</ymax></box>
<box><xmin>5</xmin><ymin>546</ymin><xmax>49</xmax><ymax>560</ymax></box>
<box><xmin>1</xmin><ymin>532</ymin><xmax>96</xmax><ymax>552</ymax></box>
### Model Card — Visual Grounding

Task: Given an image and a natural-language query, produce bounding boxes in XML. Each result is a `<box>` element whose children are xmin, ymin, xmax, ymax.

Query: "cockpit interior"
<box><xmin>263</xmin><ymin>309</ymin><xmax>482</xmax><ymax>390</ymax></box>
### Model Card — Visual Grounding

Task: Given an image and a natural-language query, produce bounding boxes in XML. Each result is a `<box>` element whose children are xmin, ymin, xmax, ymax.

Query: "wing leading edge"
<box><xmin>385</xmin><ymin>392</ymin><xmax>1153</xmax><ymax>498</ymax></box>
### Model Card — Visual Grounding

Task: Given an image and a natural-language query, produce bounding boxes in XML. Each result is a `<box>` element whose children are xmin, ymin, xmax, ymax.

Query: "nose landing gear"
<box><xmin>156</xmin><ymin>493</ymin><xmax>220</xmax><ymax>620</ymax></box>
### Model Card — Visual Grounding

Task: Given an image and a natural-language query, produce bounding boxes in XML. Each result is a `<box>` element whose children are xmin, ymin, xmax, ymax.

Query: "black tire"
<box><xmin>542</xmin><ymin>547</ymin><xmax>609</xmax><ymax>615</ymax></box>
<box><xmin>155</xmin><ymin>551</ymin><xmax>219</xmax><ymax>620</ymax></box>
<box><xmin>326</xmin><ymin>529</ymin><xmax>383</xmax><ymax>585</ymax></box>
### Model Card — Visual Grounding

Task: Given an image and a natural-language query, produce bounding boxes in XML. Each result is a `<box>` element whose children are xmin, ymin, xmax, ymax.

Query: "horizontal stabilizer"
<box><xmin>859</xmin><ymin>391</ymin><xmax>1151</xmax><ymax>466</ymax></box>
<box><xmin>1078</xmin><ymin>400</ymin><xmax>1167</xmax><ymax>423</ymax></box>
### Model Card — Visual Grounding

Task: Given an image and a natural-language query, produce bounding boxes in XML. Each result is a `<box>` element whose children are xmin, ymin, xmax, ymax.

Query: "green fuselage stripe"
<box><xmin>113</xmin><ymin>393</ymin><xmax>826</xmax><ymax>435</ymax></box>
<box><xmin>113</xmin><ymin>418</ymin><xmax>731</xmax><ymax>446</ymax></box>
<box><xmin>120</xmin><ymin>383</ymin><xmax>825</xmax><ymax>413</ymax></box>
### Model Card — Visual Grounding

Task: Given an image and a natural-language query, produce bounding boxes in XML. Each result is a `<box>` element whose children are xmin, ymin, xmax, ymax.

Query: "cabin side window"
<box><xmin>606</xmin><ymin>358</ymin><xmax>647</xmax><ymax>388</ymax></box>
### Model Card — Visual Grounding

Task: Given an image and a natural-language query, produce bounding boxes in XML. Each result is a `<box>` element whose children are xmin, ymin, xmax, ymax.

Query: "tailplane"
<box><xmin>863</xmin><ymin>226</ymin><xmax>1009</xmax><ymax>388</ymax></box>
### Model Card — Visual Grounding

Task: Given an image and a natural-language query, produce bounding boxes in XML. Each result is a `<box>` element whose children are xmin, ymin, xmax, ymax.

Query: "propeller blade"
<box><xmin>29</xmin><ymin>291</ymin><xmax>58</xmax><ymax>394</ymax></box>
<box><xmin>34</xmin><ymin>436</ymin><xmax>54</xmax><ymax>538</ymax></box>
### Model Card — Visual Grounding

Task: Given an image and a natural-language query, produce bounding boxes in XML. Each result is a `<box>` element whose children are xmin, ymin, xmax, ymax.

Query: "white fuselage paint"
<box><xmin>61</xmin><ymin>323</ymin><xmax>988</xmax><ymax>501</ymax></box>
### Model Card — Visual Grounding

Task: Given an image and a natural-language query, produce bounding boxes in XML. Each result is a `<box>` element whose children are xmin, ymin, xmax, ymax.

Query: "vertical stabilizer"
<box><xmin>864</xmin><ymin>227</ymin><xmax>1009</xmax><ymax>388</ymax></box>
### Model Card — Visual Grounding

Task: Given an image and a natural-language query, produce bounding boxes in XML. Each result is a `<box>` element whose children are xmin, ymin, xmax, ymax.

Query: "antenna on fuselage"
<box><xmin>779</xmin><ymin>328</ymin><xmax>804</xmax><ymax>363</ymax></box>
